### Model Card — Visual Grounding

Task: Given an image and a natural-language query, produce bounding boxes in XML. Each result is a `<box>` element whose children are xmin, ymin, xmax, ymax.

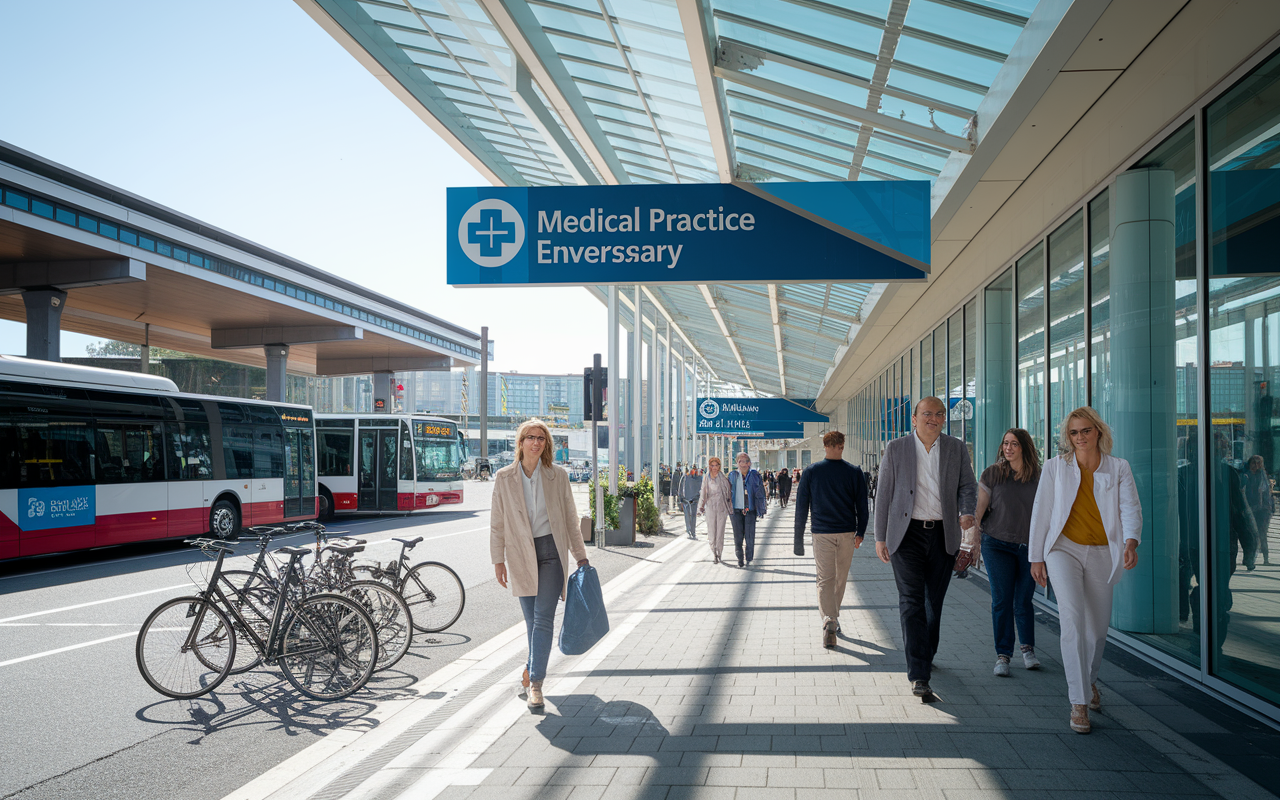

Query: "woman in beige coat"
<box><xmin>491</xmin><ymin>419</ymin><xmax>589</xmax><ymax>709</ymax></box>
<box><xmin>699</xmin><ymin>456</ymin><xmax>732</xmax><ymax>564</ymax></box>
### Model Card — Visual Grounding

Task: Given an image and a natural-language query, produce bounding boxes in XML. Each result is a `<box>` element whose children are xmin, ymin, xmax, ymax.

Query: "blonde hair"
<box><xmin>515</xmin><ymin>419</ymin><xmax>555</xmax><ymax>469</ymax></box>
<box><xmin>707</xmin><ymin>457</ymin><xmax>722</xmax><ymax>470</ymax></box>
<box><xmin>1056</xmin><ymin>406</ymin><xmax>1113</xmax><ymax>460</ymax></box>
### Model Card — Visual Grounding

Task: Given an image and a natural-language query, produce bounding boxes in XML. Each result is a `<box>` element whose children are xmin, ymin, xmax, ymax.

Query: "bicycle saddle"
<box><xmin>325</xmin><ymin>542</ymin><xmax>364</xmax><ymax>556</ymax></box>
<box><xmin>276</xmin><ymin>546</ymin><xmax>312</xmax><ymax>557</ymax></box>
<box><xmin>393</xmin><ymin>536</ymin><xmax>423</xmax><ymax>548</ymax></box>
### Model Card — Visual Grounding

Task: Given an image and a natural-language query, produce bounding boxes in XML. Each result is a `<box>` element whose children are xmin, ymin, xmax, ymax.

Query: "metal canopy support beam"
<box><xmin>768</xmin><ymin>284</ymin><xmax>786</xmax><ymax>396</ymax></box>
<box><xmin>608</xmin><ymin>286</ymin><xmax>619</xmax><ymax>494</ymax></box>
<box><xmin>848</xmin><ymin>0</ymin><xmax>911</xmax><ymax>181</ymax></box>
<box><xmin>0</xmin><ymin>258</ymin><xmax>145</xmax><ymax>294</ymax></box>
<box><xmin>265</xmin><ymin>345</ymin><xmax>290</xmax><ymax>403</ymax></box>
<box><xmin>316</xmin><ymin>355</ymin><xmax>453</xmax><ymax>376</ymax></box>
<box><xmin>632</xmin><ymin>286</ymin><xmax>643</xmax><ymax>478</ymax></box>
<box><xmin>476</xmin><ymin>0</ymin><xmax>631</xmax><ymax>185</ymax></box>
<box><xmin>713</xmin><ymin>67</ymin><xmax>972</xmax><ymax>153</ymax></box>
<box><xmin>699</xmin><ymin>284</ymin><xmax>754</xmax><ymax>391</ymax></box>
<box><xmin>512</xmin><ymin>60</ymin><xmax>600</xmax><ymax>185</ymax></box>
<box><xmin>211</xmin><ymin>325</ymin><xmax>364</xmax><ymax>349</ymax></box>
<box><xmin>676</xmin><ymin>0</ymin><xmax>733</xmax><ymax>182</ymax></box>
<box><xmin>649</xmin><ymin>312</ymin><xmax>658</xmax><ymax>475</ymax></box>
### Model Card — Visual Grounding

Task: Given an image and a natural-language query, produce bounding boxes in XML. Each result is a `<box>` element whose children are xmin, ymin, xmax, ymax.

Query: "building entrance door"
<box><xmin>358</xmin><ymin>427</ymin><xmax>399</xmax><ymax>511</ymax></box>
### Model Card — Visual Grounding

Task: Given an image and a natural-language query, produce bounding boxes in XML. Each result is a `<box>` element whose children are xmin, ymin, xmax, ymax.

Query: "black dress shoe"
<box><xmin>912</xmin><ymin>680</ymin><xmax>932</xmax><ymax>697</ymax></box>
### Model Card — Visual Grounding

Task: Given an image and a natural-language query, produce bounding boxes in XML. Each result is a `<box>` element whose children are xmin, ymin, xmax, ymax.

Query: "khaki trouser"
<box><xmin>814</xmin><ymin>532</ymin><xmax>858</xmax><ymax>623</ymax></box>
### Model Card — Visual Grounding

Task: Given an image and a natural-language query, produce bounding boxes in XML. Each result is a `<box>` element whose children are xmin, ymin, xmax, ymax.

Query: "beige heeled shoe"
<box><xmin>1089</xmin><ymin>684</ymin><xmax>1102</xmax><ymax>711</ymax></box>
<box><xmin>528</xmin><ymin>680</ymin><xmax>545</xmax><ymax>708</ymax></box>
<box><xmin>1070</xmin><ymin>704</ymin><xmax>1091</xmax><ymax>734</ymax></box>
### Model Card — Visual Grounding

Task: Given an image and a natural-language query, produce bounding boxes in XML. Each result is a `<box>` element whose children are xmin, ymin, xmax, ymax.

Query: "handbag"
<box><xmin>558</xmin><ymin>564</ymin><xmax>610</xmax><ymax>655</ymax></box>
<box><xmin>954</xmin><ymin>526</ymin><xmax>980</xmax><ymax>572</ymax></box>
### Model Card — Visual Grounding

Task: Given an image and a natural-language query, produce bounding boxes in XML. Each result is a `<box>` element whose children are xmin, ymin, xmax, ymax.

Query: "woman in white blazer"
<box><xmin>491</xmin><ymin>419</ymin><xmax>589</xmax><ymax>710</ymax></box>
<box><xmin>1028</xmin><ymin>406</ymin><xmax>1142</xmax><ymax>734</ymax></box>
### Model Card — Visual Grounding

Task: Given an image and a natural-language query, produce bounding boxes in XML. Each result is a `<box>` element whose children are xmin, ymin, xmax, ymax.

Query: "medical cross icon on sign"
<box><xmin>457</xmin><ymin>198</ymin><xmax>525</xmax><ymax>268</ymax></box>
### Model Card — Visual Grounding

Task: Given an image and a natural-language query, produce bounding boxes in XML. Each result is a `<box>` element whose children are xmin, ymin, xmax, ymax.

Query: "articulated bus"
<box><xmin>315</xmin><ymin>414</ymin><xmax>464</xmax><ymax>518</ymax></box>
<box><xmin>0</xmin><ymin>356</ymin><xmax>317</xmax><ymax>560</ymax></box>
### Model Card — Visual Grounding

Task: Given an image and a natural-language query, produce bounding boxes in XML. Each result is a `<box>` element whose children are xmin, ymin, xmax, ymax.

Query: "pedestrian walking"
<box><xmin>778</xmin><ymin>468</ymin><xmax>793</xmax><ymax>508</ymax></box>
<box><xmin>768</xmin><ymin>470</ymin><xmax>778</xmax><ymax>499</ymax></box>
<box><xmin>699</xmin><ymin>457</ymin><xmax>731</xmax><ymax>563</ymax></box>
<box><xmin>1029</xmin><ymin>406</ymin><xmax>1141</xmax><ymax>734</ymax></box>
<box><xmin>793</xmin><ymin>431</ymin><xmax>869</xmax><ymax>648</ymax></box>
<box><xmin>973</xmin><ymin>428</ymin><xmax>1042</xmax><ymax>677</ymax></box>
<box><xmin>728</xmin><ymin>452</ymin><xmax>768</xmax><ymax>568</ymax></box>
<box><xmin>1246</xmin><ymin>455</ymin><xmax>1273</xmax><ymax>566</ymax></box>
<box><xmin>679</xmin><ymin>465</ymin><xmax>703</xmax><ymax>540</ymax></box>
<box><xmin>873</xmin><ymin>396</ymin><xmax>977</xmax><ymax>698</ymax></box>
<box><xmin>490</xmin><ymin>419</ymin><xmax>590</xmax><ymax>710</ymax></box>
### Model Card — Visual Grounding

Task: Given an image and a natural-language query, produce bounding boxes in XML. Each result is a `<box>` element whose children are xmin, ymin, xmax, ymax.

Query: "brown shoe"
<box><xmin>1089</xmin><ymin>684</ymin><xmax>1102</xmax><ymax>711</ymax></box>
<box><xmin>823</xmin><ymin>618</ymin><xmax>837</xmax><ymax>648</ymax></box>
<box><xmin>528</xmin><ymin>680</ymin><xmax>545</xmax><ymax>708</ymax></box>
<box><xmin>1070</xmin><ymin>704</ymin><xmax>1091</xmax><ymax>734</ymax></box>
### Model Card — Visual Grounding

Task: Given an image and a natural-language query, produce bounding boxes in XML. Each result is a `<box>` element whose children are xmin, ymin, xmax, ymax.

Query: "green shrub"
<box><xmin>587</xmin><ymin>478</ymin><xmax>620</xmax><ymax>530</ymax></box>
<box><xmin>635</xmin><ymin>475</ymin><xmax>662</xmax><ymax>534</ymax></box>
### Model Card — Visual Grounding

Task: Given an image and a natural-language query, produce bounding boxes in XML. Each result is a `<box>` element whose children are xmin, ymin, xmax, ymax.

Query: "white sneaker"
<box><xmin>1022</xmin><ymin>649</ymin><xmax>1041</xmax><ymax>670</ymax></box>
<box><xmin>994</xmin><ymin>656</ymin><xmax>1011</xmax><ymax>677</ymax></box>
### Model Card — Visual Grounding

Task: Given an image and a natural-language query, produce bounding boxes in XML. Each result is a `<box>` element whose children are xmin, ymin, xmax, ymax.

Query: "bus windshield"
<box><xmin>415</xmin><ymin>437</ymin><xmax>461</xmax><ymax>480</ymax></box>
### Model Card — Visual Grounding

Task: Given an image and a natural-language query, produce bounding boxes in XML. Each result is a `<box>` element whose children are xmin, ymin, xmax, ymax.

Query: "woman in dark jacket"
<box><xmin>777</xmin><ymin>468</ymin><xmax>793</xmax><ymax>508</ymax></box>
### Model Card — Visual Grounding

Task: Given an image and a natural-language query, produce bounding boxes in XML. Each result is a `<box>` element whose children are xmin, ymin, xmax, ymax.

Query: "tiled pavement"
<box><xmin>419</xmin><ymin>502</ymin><xmax>1277</xmax><ymax>800</ymax></box>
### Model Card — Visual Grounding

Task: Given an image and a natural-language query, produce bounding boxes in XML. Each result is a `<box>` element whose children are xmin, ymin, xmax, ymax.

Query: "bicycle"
<box><xmin>135</xmin><ymin>538</ymin><xmax>378</xmax><ymax>701</ymax></box>
<box><xmin>354</xmin><ymin>536</ymin><xmax>465</xmax><ymax>633</ymax></box>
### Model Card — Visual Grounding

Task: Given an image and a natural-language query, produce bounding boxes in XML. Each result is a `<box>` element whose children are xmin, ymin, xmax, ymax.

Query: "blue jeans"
<box><xmin>730</xmin><ymin>509</ymin><xmax>756</xmax><ymax>565</ymax></box>
<box><xmin>518</xmin><ymin>535</ymin><xmax>564</xmax><ymax>682</ymax></box>
<box><xmin>981</xmin><ymin>534</ymin><xmax>1036</xmax><ymax>657</ymax></box>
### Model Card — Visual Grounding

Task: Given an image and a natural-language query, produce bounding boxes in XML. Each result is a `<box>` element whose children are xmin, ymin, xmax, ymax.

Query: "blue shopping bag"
<box><xmin>558</xmin><ymin>564</ymin><xmax>610</xmax><ymax>655</ymax></box>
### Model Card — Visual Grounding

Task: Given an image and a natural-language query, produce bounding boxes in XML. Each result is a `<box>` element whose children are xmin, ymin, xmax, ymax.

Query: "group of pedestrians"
<box><xmin>490</xmin><ymin>400</ymin><xmax>1144</xmax><ymax>735</ymax></box>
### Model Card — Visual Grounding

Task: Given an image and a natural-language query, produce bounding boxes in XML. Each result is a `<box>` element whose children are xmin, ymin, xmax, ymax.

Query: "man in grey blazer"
<box><xmin>874</xmin><ymin>396</ymin><xmax>977</xmax><ymax>697</ymax></box>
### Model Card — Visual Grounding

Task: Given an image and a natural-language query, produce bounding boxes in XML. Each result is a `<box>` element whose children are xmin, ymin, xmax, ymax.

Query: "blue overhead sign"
<box><xmin>696</xmin><ymin>397</ymin><xmax>827</xmax><ymax>435</ymax></box>
<box><xmin>448</xmin><ymin>181</ymin><xmax>929</xmax><ymax>287</ymax></box>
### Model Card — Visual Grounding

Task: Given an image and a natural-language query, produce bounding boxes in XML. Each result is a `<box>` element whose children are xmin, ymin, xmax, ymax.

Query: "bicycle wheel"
<box><xmin>279</xmin><ymin>592</ymin><xmax>377</xmax><ymax>701</ymax></box>
<box><xmin>401</xmin><ymin>562</ymin><xmax>465</xmax><ymax>633</ymax></box>
<box><xmin>345</xmin><ymin>580</ymin><xmax>413</xmax><ymax>671</ymax></box>
<box><xmin>219</xmin><ymin>570</ymin><xmax>275</xmax><ymax>673</ymax></box>
<box><xmin>136</xmin><ymin>596</ymin><xmax>235</xmax><ymax>699</ymax></box>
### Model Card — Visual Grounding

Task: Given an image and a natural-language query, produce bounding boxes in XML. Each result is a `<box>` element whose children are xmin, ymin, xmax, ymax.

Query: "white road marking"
<box><xmin>0</xmin><ymin>584</ymin><xmax>192</xmax><ymax>624</ymax></box>
<box><xmin>0</xmin><ymin>632</ymin><xmax>135</xmax><ymax>668</ymax></box>
<box><xmin>0</xmin><ymin>622</ymin><xmax>134</xmax><ymax>627</ymax></box>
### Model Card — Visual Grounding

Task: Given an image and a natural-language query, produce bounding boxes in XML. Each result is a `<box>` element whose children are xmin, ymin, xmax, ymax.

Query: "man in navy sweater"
<box><xmin>794</xmin><ymin>430</ymin><xmax>870</xmax><ymax>648</ymax></box>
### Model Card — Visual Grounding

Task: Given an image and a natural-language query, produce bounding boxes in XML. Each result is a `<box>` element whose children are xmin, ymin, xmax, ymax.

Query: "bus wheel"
<box><xmin>209</xmin><ymin>499</ymin><xmax>240</xmax><ymax>538</ymax></box>
<box><xmin>319</xmin><ymin>488</ymin><xmax>335</xmax><ymax>522</ymax></box>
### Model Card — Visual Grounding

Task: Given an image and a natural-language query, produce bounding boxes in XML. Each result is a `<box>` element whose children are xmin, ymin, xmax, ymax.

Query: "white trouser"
<box><xmin>1044</xmin><ymin>537</ymin><xmax>1115</xmax><ymax>706</ymax></box>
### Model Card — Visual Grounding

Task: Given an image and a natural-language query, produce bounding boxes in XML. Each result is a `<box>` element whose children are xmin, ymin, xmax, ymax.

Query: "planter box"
<box><xmin>613</xmin><ymin>496</ymin><xmax>636</xmax><ymax>546</ymax></box>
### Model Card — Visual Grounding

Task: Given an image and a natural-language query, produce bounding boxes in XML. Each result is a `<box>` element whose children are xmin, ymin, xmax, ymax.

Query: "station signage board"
<box><xmin>696</xmin><ymin>397</ymin><xmax>827</xmax><ymax>435</ymax></box>
<box><xmin>447</xmin><ymin>181</ymin><xmax>929</xmax><ymax>287</ymax></box>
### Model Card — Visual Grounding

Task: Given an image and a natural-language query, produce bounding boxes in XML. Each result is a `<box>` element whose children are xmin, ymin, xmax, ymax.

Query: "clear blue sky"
<box><xmin>0</xmin><ymin>0</ymin><xmax>605</xmax><ymax>374</ymax></box>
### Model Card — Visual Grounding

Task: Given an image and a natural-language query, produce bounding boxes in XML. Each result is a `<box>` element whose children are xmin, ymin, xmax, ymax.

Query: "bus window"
<box><xmin>95</xmin><ymin>422</ymin><xmax>164</xmax><ymax>483</ymax></box>
<box><xmin>166</xmin><ymin>422</ymin><xmax>213</xmax><ymax>480</ymax></box>
<box><xmin>400</xmin><ymin>422</ymin><xmax>415</xmax><ymax>482</ymax></box>
<box><xmin>300</xmin><ymin>429</ymin><xmax>316</xmax><ymax>513</ymax></box>
<box><xmin>223</xmin><ymin>425</ymin><xmax>255</xmax><ymax>479</ymax></box>
<box><xmin>415</xmin><ymin>436</ymin><xmax>461</xmax><ymax>480</ymax></box>
<box><xmin>0</xmin><ymin>417</ymin><xmax>94</xmax><ymax>487</ymax></box>
<box><xmin>318</xmin><ymin>430</ymin><xmax>352</xmax><ymax>476</ymax></box>
<box><xmin>254</xmin><ymin>427</ymin><xmax>283</xmax><ymax>479</ymax></box>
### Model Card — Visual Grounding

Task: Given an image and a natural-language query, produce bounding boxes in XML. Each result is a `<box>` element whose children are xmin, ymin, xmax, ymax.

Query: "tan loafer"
<box><xmin>1070</xmin><ymin>704</ymin><xmax>1091</xmax><ymax>734</ymax></box>
<box><xmin>528</xmin><ymin>680</ymin><xmax>545</xmax><ymax>708</ymax></box>
<box><xmin>1090</xmin><ymin>684</ymin><xmax>1102</xmax><ymax>711</ymax></box>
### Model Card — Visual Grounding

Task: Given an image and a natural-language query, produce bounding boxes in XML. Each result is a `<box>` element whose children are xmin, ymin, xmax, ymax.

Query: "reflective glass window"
<box><xmin>1017</xmin><ymin>242</ymin><xmax>1046</xmax><ymax>456</ymax></box>
<box><xmin>948</xmin><ymin>310</ymin><xmax>963</xmax><ymax>439</ymax></box>
<box><xmin>964</xmin><ymin>299</ymin><xmax>977</xmax><ymax>463</ymax></box>
<box><xmin>1048</xmin><ymin>208</ymin><xmax>1087</xmax><ymax>434</ymax></box>
<box><xmin>933</xmin><ymin>323</ymin><xmax>946</xmax><ymax>412</ymax></box>
<box><xmin>1207</xmin><ymin>52</ymin><xmax>1280</xmax><ymax>699</ymax></box>
<box><xmin>1090</xmin><ymin>190</ymin><xmax>1112</xmax><ymax>411</ymax></box>
<box><xmin>920</xmin><ymin>335</ymin><xmax>933</xmax><ymax>398</ymax></box>
<box><xmin>979</xmin><ymin>269</ymin><xmax>1014</xmax><ymax>473</ymax></box>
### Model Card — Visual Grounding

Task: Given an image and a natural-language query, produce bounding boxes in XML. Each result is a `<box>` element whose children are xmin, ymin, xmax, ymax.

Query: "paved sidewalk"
<box><xmin>236</xmin><ymin>501</ymin><xmax>1279</xmax><ymax>800</ymax></box>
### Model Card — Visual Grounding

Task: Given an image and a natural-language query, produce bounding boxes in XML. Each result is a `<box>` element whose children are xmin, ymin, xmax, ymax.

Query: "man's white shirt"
<box><xmin>911</xmin><ymin>432</ymin><xmax>944</xmax><ymax>521</ymax></box>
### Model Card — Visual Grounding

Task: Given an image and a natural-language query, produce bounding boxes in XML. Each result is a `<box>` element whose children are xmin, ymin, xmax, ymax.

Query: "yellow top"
<box><xmin>1061</xmin><ymin>467</ymin><xmax>1108</xmax><ymax>546</ymax></box>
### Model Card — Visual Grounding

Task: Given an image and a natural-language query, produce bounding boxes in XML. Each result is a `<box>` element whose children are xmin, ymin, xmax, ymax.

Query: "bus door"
<box><xmin>358</xmin><ymin>426</ymin><xmax>398</xmax><ymax>511</ymax></box>
<box><xmin>282</xmin><ymin>427</ymin><xmax>315</xmax><ymax>518</ymax></box>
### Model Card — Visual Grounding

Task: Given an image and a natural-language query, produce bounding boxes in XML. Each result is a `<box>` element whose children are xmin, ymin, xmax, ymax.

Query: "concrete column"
<box><xmin>676</xmin><ymin>345</ymin><xmax>685</xmax><ymax>467</ymax></box>
<box><xmin>480</xmin><ymin>327</ymin><xmax>489</xmax><ymax>462</ymax></box>
<box><xmin>22</xmin><ymin>288</ymin><xmax>67</xmax><ymax>362</ymax></box>
<box><xmin>1110</xmin><ymin>167</ymin><xmax>1179</xmax><ymax>635</ymax></box>
<box><xmin>608</xmin><ymin>286</ymin><xmax>619</xmax><ymax>494</ymax></box>
<box><xmin>139</xmin><ymin>323</ymin><xmax>151</xmax><ymax>375</ymax></box>
<box><xmin>265</xmin><ymin>345</ymin><xmax>290</xmax><ymax>403</ymax></box>
<box><xmin>632</xmin><ymin>286</ymin><xmax>643</xmax><ymax>480</ymax></box>
<box><xmin>373</xmin><ymin>370</ymin><xmax>394</xmax><ymax>413</ymax></box>
<box><xmin>663</xmin><ymin>321</ymin><xmax>671</xmax><ymax>470</ymax></box>
<box><xmin>625</xmin><ymin>329</ymin><xmax>634</xmax><ymax>476</ymax></box>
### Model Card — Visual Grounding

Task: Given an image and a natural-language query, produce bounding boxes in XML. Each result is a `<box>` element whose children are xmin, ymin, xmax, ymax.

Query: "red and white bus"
<box><xmin>0</xmin><ymin>356</ymin><xmax>317</xmax><ymax>560</ymax></box>
<box><xmin>315</xmin><ymin>414</ymin><xmax>464</xmax><ymax>518</ymax></box>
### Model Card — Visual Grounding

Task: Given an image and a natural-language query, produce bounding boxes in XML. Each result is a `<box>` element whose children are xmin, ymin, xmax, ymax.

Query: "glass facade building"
<box><xmin>848</xmin><ymin>45</ymin><xmax>1280</xmax><ymax>718</ymax></box>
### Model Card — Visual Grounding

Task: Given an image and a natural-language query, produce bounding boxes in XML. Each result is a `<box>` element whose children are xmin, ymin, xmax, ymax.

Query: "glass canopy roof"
<box><xmin>311</xmin><ymin>0</ymin><xmax>1041</xmax><ymax>398</ymax></box>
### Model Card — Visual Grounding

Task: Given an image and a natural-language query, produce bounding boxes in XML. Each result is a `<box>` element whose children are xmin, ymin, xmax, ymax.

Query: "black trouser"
<box><xmin>890</xmin><ymin>520</ymin><xmax>953</xmax><ymax>682</ymax></box>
